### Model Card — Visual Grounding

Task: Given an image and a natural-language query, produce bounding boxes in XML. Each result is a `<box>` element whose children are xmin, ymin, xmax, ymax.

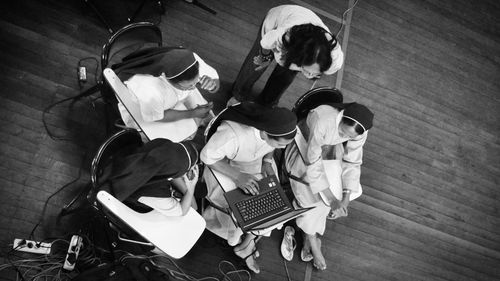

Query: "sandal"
<box><xmin>281</xmin><ymin>226</ymin><xmax>296</xmax><ymax>261</ymax></box>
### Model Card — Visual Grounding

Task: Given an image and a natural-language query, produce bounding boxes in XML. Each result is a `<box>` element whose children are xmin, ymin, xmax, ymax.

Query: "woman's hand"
<box><xmin>235</xmin><ymin>173</ymin><xmax>260</xmax><ymax>195</ymax></box>
<box><xmin>192</xmin><ymin>102</ymin><xmax>213</xmax><ymax>118</ymax></box>
<box><xmin>328</xmin><ymin>198</ymin><xmax>348</xmax><ymax>219</ymax></box>
<box><xmin>183</xmin><ymin>165</ymin><xmax>199</xmax><ymax>191</ymax></box>
<box><xmin>253</xmin><ymin>55</ymin><xmax>272</xmax><ymax>71</ymax></box>
<box><xmin>199</xmin><ymin>75</ymin><xmax>219</xmax><ymax>93</ymax></box>
<box><xmin>261</xmin><ymin>162</ymin><xmax>275</xmax><ymax>178</ymax></box>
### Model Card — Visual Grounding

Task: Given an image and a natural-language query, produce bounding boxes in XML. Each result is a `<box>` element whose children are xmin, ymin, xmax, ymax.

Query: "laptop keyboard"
<box><xmin>236</xmin><ymin>189</ymin><xmax>287</xmax><ymax>222</ymax></box>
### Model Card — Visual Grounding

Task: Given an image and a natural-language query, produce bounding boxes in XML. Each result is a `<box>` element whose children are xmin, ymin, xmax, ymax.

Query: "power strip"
<box><xmin>63</xmin><ymin>235</ymin><xmax>83</xmax><ymax>271</ymax></box>
<box><xmin>13</xmin><ymin>239</ymin><xmax>51</xmax><ymax>255</ymax></box>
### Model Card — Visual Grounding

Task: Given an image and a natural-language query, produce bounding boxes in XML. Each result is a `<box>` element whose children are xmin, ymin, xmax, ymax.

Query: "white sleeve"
<box><xmin>193</xmin><ymin>53</ymin><xmax>219</xmax><ymax>80</ymax></box>
<box><xmin>323</xmin><ymin>44</ymin><xmax>344</xmax><ymax>75</ymax></box>
<box><xmin>260</xmin><ymin>28</ymin><xmax>286</xmax><ymax>50</ymax></box>
<box><xmin>304</xmin><ymin>108</ymin><xmax>331</xmax><ymax>193</ymax></box>
<box><xmin>341</xmin><ymin>132</ymin><xmax>366</xmax><ymax>193</ymax></box>
<box><xmin>201</xmin><ymin>122</ymin><xmax>238</xmax><ymax>165</ymax></box>
<box><xmin>125</xmin><ymin>75</ymin><xmax>177</xmax><ymax>122</ymax></box>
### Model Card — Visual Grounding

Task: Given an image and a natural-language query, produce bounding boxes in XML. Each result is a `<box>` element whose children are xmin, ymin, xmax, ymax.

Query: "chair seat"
<box><xmin>97</xmin><ymin>191</ymin><xmax>206</xmax><ymax>258</ymax></box>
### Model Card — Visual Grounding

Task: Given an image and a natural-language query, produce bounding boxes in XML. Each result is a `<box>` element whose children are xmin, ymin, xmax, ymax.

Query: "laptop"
<box><xmin>223</xmin><ymin>175</ymin><xmax>312</xmax><ymax>232</ymax></box>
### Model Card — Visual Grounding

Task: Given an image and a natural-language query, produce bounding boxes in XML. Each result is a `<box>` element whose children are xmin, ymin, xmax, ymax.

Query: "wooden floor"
<box><xmin>1</xmin><ymin>0</ymin><xmax>499</xmax><ymax>280</ymax></box>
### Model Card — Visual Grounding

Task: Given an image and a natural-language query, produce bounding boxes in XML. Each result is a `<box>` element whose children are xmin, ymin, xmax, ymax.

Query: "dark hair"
<box><xmin>167</xmin><ymin>61</ymin><xmax>200</xmax><ymax>84</ymax></box>
<box><xmin>282</xmin><ymin>24</ymin><xmax>335</xmax><ymax>72</ymax></box>
<box><xmin>342</xmin><ymin>117</ymin><xmax>365</xmax><ymax>135</ymax></box>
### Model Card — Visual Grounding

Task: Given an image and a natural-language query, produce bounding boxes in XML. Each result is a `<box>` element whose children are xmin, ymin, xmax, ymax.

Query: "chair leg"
<box><xmin>84</xmin><ymin>0</ymin><xmax>114</xmax><ymax>34</ymax></box>
<box><xmin>128</xmin><ymin>0</ymin><xmax>148</xmax><ymax>23</ymax></box>
<box><xmin>58</xmin><ymin>183</ymin><xmax>92</xmax><ymax>219</ymax></box>
<box><xmin>157</xmin><ymin>0</ymin><xmax>166</xmax><ymax>14</ymax></box>
<box><xmin>74</xmin><ymin>83</ymin><xmax>102</xmax><ymax>101</ymax></box>
<box><xmin>191</xmin><ymin>0</ymin><xmax>217</xmax><ymax>15</ymax></box>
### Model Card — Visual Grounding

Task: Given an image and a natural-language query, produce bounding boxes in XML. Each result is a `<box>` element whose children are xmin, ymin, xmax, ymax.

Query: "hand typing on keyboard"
<box><xmin>235</xmin><ymin>172</ymin><xmax>260</xmax><ymax>195</ymax></box>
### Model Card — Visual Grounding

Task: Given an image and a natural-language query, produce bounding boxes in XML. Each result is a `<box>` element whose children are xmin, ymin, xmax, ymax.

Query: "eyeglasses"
<box><xmin>300</xmin><ymin>67</ymin><xmax>322</xmax><ymax>79</ymax></box>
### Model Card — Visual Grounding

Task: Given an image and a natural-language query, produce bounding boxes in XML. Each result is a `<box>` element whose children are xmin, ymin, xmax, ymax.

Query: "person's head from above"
<box><xmin>224</xmin><ymin>102</ymin><xmax>297</xmax><ymax>149</ymax></box>
<box><xmin>338</xmin><ymin>103</ymin><xmax>374</xmax><ymax>139</ymax></box>
<box><xmin>147</xmin><ymin>138</ymin><xmax>200</xmax><ymax>180</ymax></box>
<box><xmin>106</xmin><ymin>137</ymin><xmax>201</xmax><ymax>201</ymax></box>
<box><xmin>261</xmin><ymin>132</ymin><xmax>295</xmax><ymax>149</ymax></box>
<box><xmin>159</xmin><ymin>48</ymin><xmax>201</xmax><ymax>91</ymax></box>
<box><xmin>177</xmin><ymin>140</ymin><xmax>200</xmax><ymax>180</ymax></box>
<box><xmin>283</xmin><ymin>24</ymin><xmax>337</xmax><ymax>79</ymax></box>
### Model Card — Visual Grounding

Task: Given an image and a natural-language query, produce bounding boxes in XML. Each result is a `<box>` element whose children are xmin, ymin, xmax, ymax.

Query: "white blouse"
<box><xmin>120</xmin><ymin>53</ymin><xmax>219</xmax><ymax>124</ymax></box>
<box><xmin>201</xmin><ymin>121</ymin><xmax>274</xmax><ymax>174</ymax></box>
<box><xmin>305</xmin><ymin>105</ymin><xmax>367</xmax><ymax>194</ymax></box>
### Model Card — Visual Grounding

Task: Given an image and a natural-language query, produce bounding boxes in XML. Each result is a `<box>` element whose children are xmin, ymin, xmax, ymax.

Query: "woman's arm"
<box><xmin>160</xmin><ymin>103</ymin><xmax>213</xmax><ymax>122</ymax></box>
<box><xmin>328</xmin><ymin>133</ymin><xmax>367</xmax><ymax>217</ymax></box>
<box><xmin>170</xmin><ymin>165</ymin><xmax>199</xmax><ymax>215</ymax></box>
<box><xmin>194</xmin><ymin>53</ymin><xmax>220</xmax><ymax>93</ymax></box>
<box><xmin>304</xmin><ymin>108</ymin><xmax>331</xmax><ymax>193</ymax></box>
<box><xmin>341</xmin><ymin>132</ymin><xmax>367</xmax><ymax>193</ymax></box>
<box><xmin>208</xmin><ymin>160</ymin><xmax>260</xmax><ymax>196</ymax></box>
<box><xmin>261</xmin><ymin>152</ymin><xmax>275</xmax><ymax>177</ymax></box>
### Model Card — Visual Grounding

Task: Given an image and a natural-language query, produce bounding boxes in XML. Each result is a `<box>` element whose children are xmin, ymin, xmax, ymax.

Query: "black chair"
<box><xmin>100</xmin><ymin>22</ymin><xmax>163</xmax><ymax>102</ymax></box>
<box><xmin>86</xmin><ymin>129</ymin><xmax>153</xmax><ymax>249</ymax></box>
<box><xmin>88</xmin><ymin>129</ymin><xmax>144</xmax><ymax>204</ymax></box>
<box><xmin>89</xmin><ymin>129</ymin><xmax>205</xmax><ymax>257</ymax></box>
<box><xmin>292</xmin><ymin>86</ymin><xmax>344</xmax><ymax>121</ymax></box>
<box><xmin>76</xmin><ymin>22</ymin><xmax>162</xmax><ymax>133</ymax></box>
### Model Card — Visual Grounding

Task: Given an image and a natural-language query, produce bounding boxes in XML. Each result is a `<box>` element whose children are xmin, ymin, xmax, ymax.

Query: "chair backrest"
<box><xmin>101</xmin><ymin>22</ymin><xmax>163</xmax><ymax>69</ymax></box>
<box><xmin>100</xmin><ymin>22</ymin><xmax>162</xmax><ymax>103</ymax></box>
<box><xmin>90</xmin><ymin>129</ymin><xmax>143</xmax><ymax>195</ymax></box>
<box><xmin>204</xmin><ymin>105</ymin><xmax>231</xmax><ymax>143</ymax></box>
<box><xmin>292</xmin><ymin>87</ymin><xmax>344</xmax><ymax>121</ymax></box>
<box><xmin>89</xmin><ymin>130</ymin><xmax>205</xmax><ymax>258</ymax></box>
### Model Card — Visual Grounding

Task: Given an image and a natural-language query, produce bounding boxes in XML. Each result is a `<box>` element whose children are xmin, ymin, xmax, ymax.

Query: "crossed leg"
<box><xmin>305</xmin><ymin>233</ymin><xmax>326</xmax><ymax>270</ymax></box>
<box><xmin>234</xmin><ymin>233</ymin><xmax>260</xmax><ymax>274</ymax></box>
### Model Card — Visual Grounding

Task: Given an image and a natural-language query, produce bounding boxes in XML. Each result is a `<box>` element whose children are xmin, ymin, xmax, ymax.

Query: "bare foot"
<box><xmin>309</xmin><ymin>236</ymin><xmax>326</xmax><ymax>270</ymax></box>
<box><xmin>244</xmin><ymin>253</ymin><xmax>260</xmax><ymax>274</ymax></box>
<box><xmin>301</xmin><ymin>234</ymin><xmax>314</xmax><ymax>262</ymax></box>
<box><xmin>233</xmin><ymin>236</ymin><xmax>260</xmax><ymax>274</ymax></box>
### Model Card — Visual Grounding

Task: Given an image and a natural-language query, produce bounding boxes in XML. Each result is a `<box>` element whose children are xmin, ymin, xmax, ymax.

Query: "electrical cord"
<box><xmin>43</xmin><ymin>56</ymin><xmax>102</xmax><ymax>141</ymax></box>
<box><xmin>119</xmin><ymin>254</ymin><xmax>251</xmax><ymax>281</ymax></box>
<box><xmin>1</xmin><ymin>233</ymin><xmax>107</xmax><ymax>281</ymax></box>
<box><xmin>282</xmin><ymin>258</ymin><xmax>292</xmax><ymax>281</ymax></box>
<box><xmin>1</xmin><ymin>243</ymin><xmax>69</xmax><ymax>281</ymax></box>
<box><xmin>27</xmin><ymin>152</ymin><xmax>86</xmax><ymax>243</ymax></box>
<box><xmin>218</xmin><ymin>260</ymin><xmax>251</xmax><ymax>281</ymax></box>
<box><xmin>335</xmin><ymin>0</ymin><xmax>360</xmax><ymax>39</ymax></box>
<box><xmin>309</xmin><ymin>0</ymin><xmax>360</xmax><ymax>90</ymax></box>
